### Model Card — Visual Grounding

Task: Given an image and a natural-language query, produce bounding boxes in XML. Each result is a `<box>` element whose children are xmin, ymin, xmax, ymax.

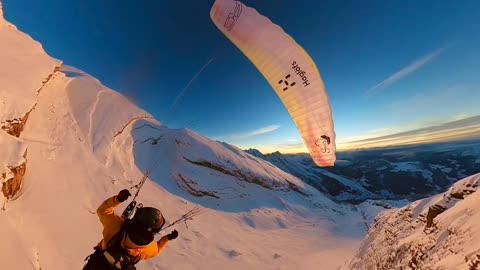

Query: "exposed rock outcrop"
<box><xmin>174</xmin><ymin>173</ymin><xmax>219</xmax><ymax>199</ymax></box>
<box><xmin>2</xmin><ymin>162</ymin><xmax>26</xmax><ymax>200</ymax></box>
<box><xmin>1</xmin><ymin>111</ymin><xmax>32</xmax><ymax>137</ymax></box>
<box><xmin>184</xmin><ymin>157</ymin><xmax>281</xmax><ymax>190</ymax></box>
<box><xmin>1</xmin><ymin>149</ymin><xmax>27</xmax><ymax>201</ymax></box>
<box><xmin>1</xmin><ymin>65</ymin><xmax>61</xmax><ymax>137</ymax></box>
<box><xmin>425</xmin><ymin>204</ymin><xmax>447</xmax><ymax>228</ymax></box>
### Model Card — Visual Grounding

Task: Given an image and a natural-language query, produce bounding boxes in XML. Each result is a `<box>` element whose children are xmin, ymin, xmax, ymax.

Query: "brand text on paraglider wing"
<box><xmin>291</xmin><ymin>61</ymin><xmax>310</xmax><ymax>87</ymax></box>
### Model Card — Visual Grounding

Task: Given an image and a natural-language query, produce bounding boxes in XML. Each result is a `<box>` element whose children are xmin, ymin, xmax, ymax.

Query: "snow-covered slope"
<box><xmin>0</xmin><ymin>7</ymin><xmax>375</xmax><ymax>270</ymax></box>
<box><xmin>349</xmin><ymin>173</ymin><xmax>480</xmax><ymax>270</ymax></box>
<box><xmin>0</xmin><ymin>6</ymin><xmax>60</xmax><ymax>130</ymax></box>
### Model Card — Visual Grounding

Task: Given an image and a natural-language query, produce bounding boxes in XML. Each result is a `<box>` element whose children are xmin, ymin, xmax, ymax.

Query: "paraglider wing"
<box><xmin>210</xmin><ymin>0</ymin><xmax>336</xmax><ymax>166</ymax></box>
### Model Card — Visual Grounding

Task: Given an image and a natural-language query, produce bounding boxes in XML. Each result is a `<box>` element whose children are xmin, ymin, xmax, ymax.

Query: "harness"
<box><xmin>85</xmin><ymin>224</ymin><xmax>140</xmax><ymax>270</ymax></box>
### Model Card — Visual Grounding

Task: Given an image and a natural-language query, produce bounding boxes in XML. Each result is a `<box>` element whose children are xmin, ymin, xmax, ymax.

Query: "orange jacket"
<box><xmin>96</xmin><ymin>195</ymin><xmax>170</xmax><ymax>260</ymax></box>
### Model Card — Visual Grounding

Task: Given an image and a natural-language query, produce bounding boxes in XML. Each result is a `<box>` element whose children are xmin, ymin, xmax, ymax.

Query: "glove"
<box><xmin>167</xmin><ymin>230</ymin><xmax>178</xmax><ymax>240</ymax></box>
<box><xmin>117</xmin><ymin>189</ymin><xmax>131</xmax><ymax>202</ymax></box>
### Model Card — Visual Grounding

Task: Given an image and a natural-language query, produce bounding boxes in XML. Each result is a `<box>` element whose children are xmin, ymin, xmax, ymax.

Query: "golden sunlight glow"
<box><xmin>256</xmin><ymin>145</ymin><xmax>308</xmax><ymax>154</ymax></box>
<box><xmin>250</xmin><ymin>121</ymin><xmax>480</xmax><ymax>154</ymax></box>
<box><xmin>338</xmin><ymin>125</ymin><xmax>480</xmax><ymax>150</ymax></box>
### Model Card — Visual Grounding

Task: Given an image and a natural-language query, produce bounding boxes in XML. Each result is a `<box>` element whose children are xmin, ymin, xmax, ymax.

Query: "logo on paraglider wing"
<box><xmin>315</xmin><ymin>135</ymin><xmax>331</xmax><ymax>154</ymax></box>
<box><xmin>224</xmin><ymin>0</ymin><xmax>242</xmax><ymax>31</ymax></box>
<box><xmin>278</xmin><ymin>74</ymin><xmax>296</xmax><ymax>91</ymax></box>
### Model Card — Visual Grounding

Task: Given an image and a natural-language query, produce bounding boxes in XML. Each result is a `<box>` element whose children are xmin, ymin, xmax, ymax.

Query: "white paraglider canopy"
<box><xmin>211</xmin><ymin>0</ymin><xmax>336</xmax><ymax>166</ymax></box>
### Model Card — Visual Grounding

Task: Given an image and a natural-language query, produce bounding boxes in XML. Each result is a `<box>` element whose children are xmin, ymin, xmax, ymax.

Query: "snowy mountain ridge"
<box><xmin>349</xmin><ymin>173</ymin><xmax>480</xmax><ymax>270</ymax></box>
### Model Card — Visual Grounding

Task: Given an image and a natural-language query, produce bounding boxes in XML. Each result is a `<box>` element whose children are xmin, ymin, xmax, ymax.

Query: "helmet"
<box><xmin>133</xmin><ymin>207</ymin><xmax>165</xmax><ymax>233</ymax></box>
<box><xmin>124</xmin><ymin>207</ymin><xmax>165</xmax><ymax>246</ymax></box>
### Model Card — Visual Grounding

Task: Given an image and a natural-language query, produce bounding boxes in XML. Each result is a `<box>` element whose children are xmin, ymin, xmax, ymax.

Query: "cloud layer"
<box><xmin>339</xmin><ymin>115</ymin><xmax>480</xmax><ymax>150</ymax></box>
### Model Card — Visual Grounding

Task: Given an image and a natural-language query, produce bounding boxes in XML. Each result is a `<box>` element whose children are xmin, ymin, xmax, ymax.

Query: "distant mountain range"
<box><xmin>246</xmin><ymin>140</ymin><xmax>480</xmax><ymax>203</ymax></box>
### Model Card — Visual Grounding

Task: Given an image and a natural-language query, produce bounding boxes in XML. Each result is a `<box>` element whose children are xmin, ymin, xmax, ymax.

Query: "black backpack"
<box><xmin>84</xmin><ymin>224</ymin><xmax>140</xmax><ymax>270</ymax></box>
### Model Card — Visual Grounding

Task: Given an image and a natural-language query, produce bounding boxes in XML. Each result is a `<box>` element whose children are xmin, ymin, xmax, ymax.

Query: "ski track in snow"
<box><xmin>32</xmin><ymin>248</ymin><xmax>41</xmax><ymax>270</ymax></box>
<box><xmin>18</xmin><ymin>136</ymin><xmax>61</xmax><ymax>147</ymax></box>
<box><xmin>88</xmin><ymin>85</ymin><xmax>103</xmax><ymax>147</ymax></box>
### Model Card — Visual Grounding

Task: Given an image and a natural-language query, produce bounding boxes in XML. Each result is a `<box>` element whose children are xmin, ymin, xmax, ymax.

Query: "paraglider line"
<box><xmin>160</xmin><ymin>206</ymin><xmax>203</xmax><ymax>232</ymax></box>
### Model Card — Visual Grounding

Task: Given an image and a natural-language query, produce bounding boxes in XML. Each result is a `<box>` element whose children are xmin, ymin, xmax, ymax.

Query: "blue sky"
<box><xmin>4</xmin><ymin>0</ymin><xmax>480</xmax><ymax>153</ymax></box>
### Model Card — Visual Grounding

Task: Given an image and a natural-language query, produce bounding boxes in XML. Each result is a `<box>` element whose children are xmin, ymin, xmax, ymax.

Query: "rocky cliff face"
<box><xmin>0</xmin><ymin>133</ymin><xmax>28</xmax><ymax>206</ymax></box>
<box><xmin>1</xmin><ymin>152</ymin><xmax>26</xmax><ymax>200</ymax></box>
